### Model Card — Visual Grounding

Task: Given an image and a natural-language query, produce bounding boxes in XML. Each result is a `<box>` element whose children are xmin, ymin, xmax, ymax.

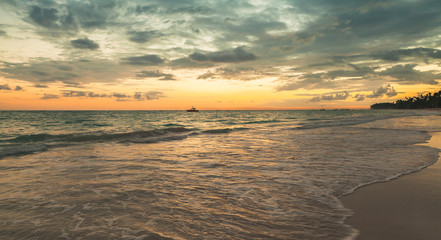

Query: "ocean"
<box><xmin>1</xmin><ymin>110</ymin><xmax>440</xmax><ymax>240</ymax></box>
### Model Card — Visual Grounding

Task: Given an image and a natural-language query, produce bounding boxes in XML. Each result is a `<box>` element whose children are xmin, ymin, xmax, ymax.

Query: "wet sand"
<box><xmin>341</xmin><ymin>132</ymin><xmax>441</xmax><ymax>240</ymax></box>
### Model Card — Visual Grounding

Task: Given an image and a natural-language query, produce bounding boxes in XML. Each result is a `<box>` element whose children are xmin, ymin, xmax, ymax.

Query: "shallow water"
<box><xmin>0</xmin><ymin>110</ymin><xmax>439</xmax><ymax>239</ymax></box>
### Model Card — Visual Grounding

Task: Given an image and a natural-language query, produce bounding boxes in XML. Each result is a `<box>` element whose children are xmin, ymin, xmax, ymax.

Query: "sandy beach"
<box><xmin>341</xmin><ymin>132</ymin><xmax>441</xmax><ymax>240</ymax></box>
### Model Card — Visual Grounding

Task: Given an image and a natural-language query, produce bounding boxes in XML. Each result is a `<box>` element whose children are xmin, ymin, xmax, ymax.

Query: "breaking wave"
<box><xmin>0</xmin><ymin>127</ymin><xmax>193</xmax><ymax>159</ymax></box>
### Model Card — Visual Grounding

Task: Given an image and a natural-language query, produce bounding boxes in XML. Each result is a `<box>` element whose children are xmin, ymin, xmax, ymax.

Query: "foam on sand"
<box><xmin>341</xmin><ymin>132</ymin><xmax>441</xmax><ymax>240</ymax></box>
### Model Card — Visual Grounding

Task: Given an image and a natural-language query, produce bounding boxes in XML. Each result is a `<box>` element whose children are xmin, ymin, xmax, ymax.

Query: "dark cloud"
<box><xmin>112</xmin><ymin>93</ymin><xmax>130</xmax><ymax>99</ymax></box>
<box><xmin>0</xmin><ymin>84</ymin><xmax>11</xmax><ymax>90</ymax></box>
<box><xmin>145</xmin><ymin>91</ymin><xmax>165</xmax><ymax>100</ymax></box>
<box><xmin>25</xmin><ymin>0</ymin><xmax>119</xmax><ymax>36</ymax></box>
<box><xmin>276</xmin><ymin>73</ymin><xmax>338</xmax><ymax>91</ymax></box>
<box><xmin>127</xmin><ymin>30</ymin><xmax>161</xmax><ymax>43</ymax></box>
<box><xmin>67</xmin><ymin>0</ymin><xmax>117</xmax><ymax>29</ymax></box>
<box><xmin>378</xmin><ymin>64</ymin><xmax>441</xmax><ymax>85</ymax></box>
<box><xmin>354</xmin><ymin>94</ymin><xmax>365</xmax><ymax>102</ymax></box>
<box><xmin>0</xmin><ymin>59</ymin><xmax>130</xmax><ymax>86</ymax></box>
<box><xmin>2</xmin><ymin>61</ymin><xmax>81</xmax><ymax>84</ymax></box>
<box><xmin>373</xmin><ymin>47</ymin><xmax>441</xmax><ymax>61</ymax></box>
<box><xmin>136</xmin><ymin>70</ymin><xmax>176</xmax><ymax>81</ymax></box>
<box><xmin>62</xmin><ymin>90</ymin><xmax>87</xmax><ymax>97</ymax></box>
<box><xmin>70</xmin><ymin>38</ymin><xmax>99</xmax><ymax>50</ymax></box>
<box><xmin>34</xmin><ymin>84</ymin><xmax>49</xmax><ymax>88</ymax></box>
<box><xmin>276</xmin><ymin>60</ymin><xmax>440</xmax><ymax>92</ymax></box>
<box><xmin>41</xmin><ymin>93</ymin><xmax>59</xmax><ymax>100</ymax></box>
<box><xmin>134</xmin><ymin>92</ymin><xmax>144</xmax><ymax>100</ymax></box>
<box><xmin>121</xmin><ymin>55</ymin><xmax>165</xmax><ymax>66</ymax></box>
<box><xmin>166</xmin><ymin>6</ymin><xmax>213</xmax><ymax>15</ymax></box>
<box><xmin>189</xmin><ymin>47</ymin><xmax>257</xmax><ymax>63</ymax></box>
<box><xmin>309</xmin><ymin>91</ymin><xmax>350</xmax><ymax>102</ymax></box>
<box><xmin>355</xmin><ymin>85</ymin><xmax>398</xmax><ymax>101</ymax></box>
<box><xmin>29</xmin><ymin>5</ymin><xmax>59</xmax><ymax>28</ymax></box>
<box><xmin>88</xmin><ymin>92</ymin><xmax>109</xmax><ymax>98</ymax></box>
<box><xmin>0</xmin><ymin>29</ymin><xmax>6</xmax><ymax>36</ymax></box>
<box><xmin>14</xmin><ymin>86</ymin><xmax>23</xmax><ymax>91</ymax></box>
<box><xmin>290</xmin><ymin>0</ymin><xmax>441</xmax><ymax>55</ymax></box>
<box><xmin>133</xmin><ymin>91</ymin><xmax>165</xmax><ymax>100</ymax></box>
<box><xmin>61</xmin><ymin>90</ymin><xmax>109</xmax><ymax>98</ymax></box>
<box><xmin>366</xmin><ymin>84</ymin><xmax>397</xmax><ymax>98</ymax></box>
<box><xmin>168</xmin><ymin>57</ymin><xmax>214</xmax><ymax>68</ymax></box>
<box><xmin>113</xmin><ymin>92</ymin><xmax>165</xmax><ymax>101</ymax></box>
<box><xmin>197</xmin><ymin>67</ymin><xmax>263</xmax><ymax>81</ymax></box>
<box><xmin>133</xmin><ymin>1</ymin><xmax>214</xmax><ymax>16</ymax></box>
<box><xmin>135</xmin><ymin>5</ymin><xmax>158</xmax><ymax>14</ymax></box>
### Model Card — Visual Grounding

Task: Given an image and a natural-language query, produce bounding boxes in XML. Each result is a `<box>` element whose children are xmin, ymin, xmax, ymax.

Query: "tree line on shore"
<box><xmin>370</xmin><ymin>90</ymin><xmax>441</xmax><ymax>109</ymax></box>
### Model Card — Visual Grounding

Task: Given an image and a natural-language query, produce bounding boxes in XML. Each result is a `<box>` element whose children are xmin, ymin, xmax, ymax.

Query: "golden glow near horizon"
<box><xmin>0</xmin><ymin>1</ymin><xmax>440</xmax><ymax>110</ymax></box>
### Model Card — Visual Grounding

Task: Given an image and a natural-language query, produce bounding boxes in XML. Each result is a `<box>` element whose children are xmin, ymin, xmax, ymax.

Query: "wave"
<box><xmin>0</xmin><ymin>144</ymin><xmax>48</xmax><ymax>159</ymax></box>
<box><xmin>3</xmin><ymin>127</ymin><xmax>192</xmax><ymax>144</ymax></box>
<box><xmin>294</xmin><ymin>115</ymin><xmax>407</xmax><ymax>130</ymax></box>
<box><xmin>202</xmin><ymin>127</ymin><xmax>250</xmax><ymax>134</ymax></box>
<box><xmin>243</xmin><ymin>119</ymin><xmax>282</xmax><ymax>124</ymax></box>
<box><xmin>225</xmin><ymin>119</ymin><xmax>282</xmax><ymax>125</ymax></box>
<box><xmin>0</xmin><ymin>127</ymin><xmax>193</xmax><ymax>159</ymax></box>
<box><xmin>0</xmin><ymin>126</ymin><xmax>251</xmax><ymax>159</ymax></box>
<box><xmin>162</xmin><ymin>123</ymin><xmax>185</xmax><ymax>128</ymax></box>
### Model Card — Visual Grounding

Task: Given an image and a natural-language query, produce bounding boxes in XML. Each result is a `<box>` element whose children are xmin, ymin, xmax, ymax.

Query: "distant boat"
<box><xmin>186</xmin><ymin>107</ymin><xmax>199</xmax><ymax>112</ymax></box>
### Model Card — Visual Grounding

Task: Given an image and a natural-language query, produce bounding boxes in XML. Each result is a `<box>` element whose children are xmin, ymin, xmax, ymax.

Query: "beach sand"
<box><xmin>341</xmin><ymin>132</ymin><xmax>441</xmax><ymax>240</ymax></box>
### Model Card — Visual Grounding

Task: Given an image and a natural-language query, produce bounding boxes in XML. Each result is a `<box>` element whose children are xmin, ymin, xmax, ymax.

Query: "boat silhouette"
<box><xmin>186</xmin><ymin>107</ymin><xmax>199</xmax><ymax>112</ymax></box>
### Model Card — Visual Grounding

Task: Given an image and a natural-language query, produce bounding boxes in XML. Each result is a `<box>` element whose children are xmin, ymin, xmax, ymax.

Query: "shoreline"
<box><xmin>341</xmin><ymin>132</ymin><xmax>441</xmax><ymax>240</ymax></box>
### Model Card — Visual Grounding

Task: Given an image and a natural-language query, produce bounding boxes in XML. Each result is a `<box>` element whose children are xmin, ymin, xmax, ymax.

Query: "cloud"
<box><xmin>309</xmin><ymin>91</ymin><xmax>350</xmax><ymax>102</ymax></box>
<box><xmin>127</xmin><ymin>30</ymin><xmax>161</xmax><ymax>43</ymax></box>
<box><xmin>112</xmin><ymin>93</ymin><xmax>130</xmax><ymax>99</ymax></box>
<box><xmin>136</xmin><ymin>70</ymin><xmax>176</xmax><ymax>81</ymax></box>
<box><xmin>366</xmin><ymin>84</ymin><xmax>397</xmax><ymax>98</ymax></box>
<box><xmin>197</xmin><ymin>67</ymin><xmax>264</xmax><ymax>81</ymax></box>
<box><xmin>0</xmin><ymin>59</ymin><xmax>132</xmax><ymax>86</ymax></box>
<box><xmin>373</xmin><ymin>47</ymin><xmax>441</xmax><ymax>61</ymax></box>
<box><xmin>24</xmin><ymin>0</ymin><xmax>119</xmax><ymax>36</ymax></box>
<box><xmin>355</xmin><ymin>85</ymin><xmax>398</xmax><ymax>101</ymax></box>
<box><xmin>2</xmin><ymin>61</ymin><xmax>81</xmax><ymax>85</ymax></box>
<box><xmin>29</xmin><ymin>6</ymin><xmax>60</xmax><ymax>28</ymax></box>
<box><xmin>145</xmin><ymin>91</ymin><xmax>165</xmax><ymax>100</ymax></box>
<box><xmin>354</xmin><ymin>94</ymin><xmax>365</xmax><ymax>102</ymax></box>
<box><xmin>378</xmin><ymin>64</ymin><xmax>441</xmax><ymax>85</ymax></box>
<box><xmin>34</xmin><ymin>84</ymin><xmax>49</xmax><ymax>88</ymax></box>
<box><xmin>121</xmin><ymin>55</ymin><xmax>165</xmax><ymax>66</ymax></box>
<box><xmin>168</xmin><ymin>57</ymin><xmax>214</xmax><ymax>69</ymax></box>
<box><xmin>41</xmin><ymin>94</ymin><xmax>59</xmax><ymax>100</ymax></box>
<box><xmin>0</xmin><ymin>29</ymin><xmax>6</xmax><ymax>36</ymax></box>
<box><xmin>276</xmin><ymin>73</ymin><xmax>337</xmax><ymax>91</ymax></box>
<box><xmin>71</xmin><ymin>38</ymin><xmax>99</xmax><ymax>50</ymax></box>
<box><xmin>61</xmin><ymin>90</ymin><xmax>110</xmax><ymax>98</ymax></box>
<box><xmin>133</xmin><ymin>91</ymin><xmax>163</xmax><ymax>100</ymax></box>
<box><xmin>113</xmin><ymin>91</ymin><xmax>165</xmax><ymax>101</ymax></box>
<box><xmin>14</xmin><ymin>85</ymin><xmax>23</xmax><ymax>91</ymax></box>
<box><xmin>275</xmin><ymin>61</ymin><xmax>440</xmax><ymax>93</ymax></box>
<box><xmin>189</xmin><ymin>46</ymin><xmax>257</xmax><ymax>63</ymax></box>
<box><xmin>0</xmin><ymin>84</ymin><xmax>11</xmax><ymax>90</ymax></box>
<box><xmin>62</xmin><ymin>90</ymin><xmax>87</xmax><ymax>97</ymax></box>
<box><xmin>88</xmin><ymin>92</ymin><xmax>109</xmax><ymax>98</ymax></box>
<box><xmin>133</xmin><ymin>91</ymin><xmax>165</xmax><ymax>100</ymax></box>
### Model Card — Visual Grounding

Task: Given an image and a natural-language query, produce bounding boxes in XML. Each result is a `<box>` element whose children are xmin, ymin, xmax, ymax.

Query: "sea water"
<box><xmin>0</xmin><ymin>110</ymin><xmax>440</xmax><ymax>240</ymax></box>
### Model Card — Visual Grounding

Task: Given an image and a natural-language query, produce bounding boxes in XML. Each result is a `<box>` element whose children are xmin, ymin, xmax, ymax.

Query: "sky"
<box><xmin>0</xmin><ymin>0</ymin><xmax>441</xmax><ymax>110</ymax></box>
